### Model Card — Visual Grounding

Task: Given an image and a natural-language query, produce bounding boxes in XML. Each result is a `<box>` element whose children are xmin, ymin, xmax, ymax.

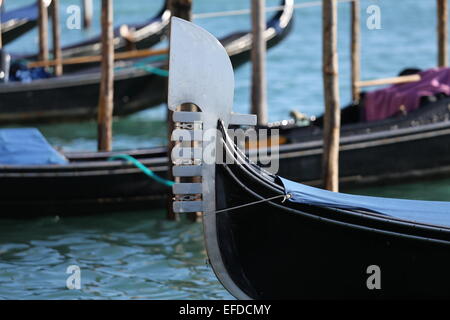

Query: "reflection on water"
<box><xmin>0</xmin><ymin>211</ymin><xmax>233</xmax><ymax>299</ymax></box>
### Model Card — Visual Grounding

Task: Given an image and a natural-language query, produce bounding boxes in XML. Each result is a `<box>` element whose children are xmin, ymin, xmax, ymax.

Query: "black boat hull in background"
<box><xmin>2</xmin><ymin>97</ymin><xmax>450</xmax><ymax>217</ymax></box>
<box><xmin>59</xmin><ymin>1</ymin><xmax>170</xmax><ymax>60</ymax></box>
<box><xmin>1</xmin><ymin>3</ymin><xmax>42</xmax><ymax>46</ymax></box>
<box><xmin>0</xmin><ymin>148</ymin><xmax>170</xmax><ymax>218</ymax></box>
<box><xmin>2</xmin><ymin>19</ymin><xmax>37</xmax><ymax>46</ymax></box>
<box><xmin>0</xmin><ymin>67</ymin><xmax>167</xmax><ymax>123</ymax></box>
<box><xmin>0</xmin><ymin>0</ymin><xmax>294</xmax><ymax>125</ymax></box>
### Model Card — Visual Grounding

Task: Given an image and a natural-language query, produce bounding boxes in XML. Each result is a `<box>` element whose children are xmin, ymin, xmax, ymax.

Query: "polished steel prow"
<box><xmin>167</xmin><ymin>17</ymin><xmax>256</xmax><ymax>299</ymax></box>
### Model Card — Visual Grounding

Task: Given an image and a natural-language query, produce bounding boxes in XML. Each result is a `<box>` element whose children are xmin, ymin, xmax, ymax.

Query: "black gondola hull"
<box><xmin>213</xmin><ymin>163</ymin><xmax>450</xmax><ymax>299</ymax></box>
<box><xmin>2</xmin><ymin>99</ymin><xmax>450</xmax><ymax>217</ymax></box>
<box><xmin>0</xmin><ymin>0</ymin><xmax>294</xmax><ymax>124</ymax></box>
<box><xmin>0</xmin><ymin>69</ymin><xmax>167</xmax><ymax>123</ymax></box>
<box><xmin>1</xmin><ymin>2</ymin><xmax>42</xmax><ymax>45</ymax></box>
<box><xmin>206</xmin><ymin>121</ymin><xmax>450</xmax><ymax>299</ymax></box>
<box><xmin>2</xmin><ymin>20</ymin><xmax>36</xmax><ymax>46</ymax></box>
<box><xmin>0</xmin><ymin>149</ymin><xmax>170</xmax><ymax>218</ymax></box>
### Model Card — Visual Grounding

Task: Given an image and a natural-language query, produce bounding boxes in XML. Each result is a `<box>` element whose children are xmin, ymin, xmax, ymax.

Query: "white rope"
<box><xmin>193</xmin><ymin>0</ymin><xmax>355</xmax><ymax>20</ymax></box>
<box><xmin>205</xmin><ymin>193</ymin><xmax>292</xmax><ymax>216</ymax></box>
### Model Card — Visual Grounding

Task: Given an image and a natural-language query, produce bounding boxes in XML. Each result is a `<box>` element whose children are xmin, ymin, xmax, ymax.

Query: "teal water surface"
<box><xmin>1</xmin><ymin>0</ymin><xmax>449</xmax><ymax>299</ymax></box>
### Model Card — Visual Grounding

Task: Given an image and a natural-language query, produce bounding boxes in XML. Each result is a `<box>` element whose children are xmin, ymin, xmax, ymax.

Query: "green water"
<box><xmin>349</xmin><ymin>178</ymin><xmax>450</xmax><ymax>202</ymax></box>
<box><xmin>1</xmin><ymin>0</ymin><xmax>449</xmax><ymax>299</ymax></box>
<box><xmin>0</xmin><ymin>211</ymin><xmax>233</xmax><ymax>299</ymax></box>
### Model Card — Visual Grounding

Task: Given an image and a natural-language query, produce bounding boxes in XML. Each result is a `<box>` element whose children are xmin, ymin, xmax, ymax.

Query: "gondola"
<box><xmin>18</xmin><ymin>0</ymin><xmax>170</xmax><ymax>69</ymax></box>
<box><xmin>0</xmin><ymin>146</ymin><xmax>170</xmax><ymax>218</ymax></box>
<box><xmin>211</xmin><ymin>116</ymin><xmax>450</xmax><ymax>299</ymax></box>
<box><xmin>0</xmin><ymin>0</ymin><xmax>294</xmax><ymax>124</ymax></box>
<box><xmin>58</xmin><ymin>1</ymin><xmax>170</xmax><ymax>60</ymax></box>
<box><xmin>3</xmin><ymin>78</ymin><xmax>450</xmax><ymax>216</ymax></box>
<box><xmin>168</xmin><ymin>18</ymin><xmax>450</xmax><ymax>299</ymax></box>
<box><xmin>5</xmin><ymin>78</ymin><xmax>450</xmax><ymax>218</ymax></box>
<box><xmin>0</xmin><ymin>1</ymin><xmax>51</xmax><ymax>46</ymax></box>
<box><xmin>221</xmin><ymin>0</ymin><xmax>294</xmax><ymax>68</ymax></box>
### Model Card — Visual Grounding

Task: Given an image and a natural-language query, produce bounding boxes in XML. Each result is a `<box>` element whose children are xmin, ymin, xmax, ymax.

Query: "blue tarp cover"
<box><xmin>0</xmin><ymin>128</ymin><xmax>68</xmax><ymax>165</ymax></box>
<box><xmin>279</xmin><ymin>177</ymin><xmax>450</xmax><ymax>228</ymax></box>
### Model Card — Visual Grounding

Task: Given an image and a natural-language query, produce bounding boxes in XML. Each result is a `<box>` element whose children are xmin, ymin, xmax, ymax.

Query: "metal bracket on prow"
<box><xmin>168</xmin><ymin>17</ymin><xmax>257</xmax><ymax>215</ymax></box>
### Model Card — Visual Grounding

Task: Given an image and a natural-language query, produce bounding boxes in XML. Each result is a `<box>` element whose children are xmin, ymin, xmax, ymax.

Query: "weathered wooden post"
<box><xmin>51</xmin><ymin>0</ymin><xmax>62</xmax><ymax>76</ymax></box>
<box><xmin>167</xmin><ymin>0</ymin><xmax>193</xmax><ymax>221</ymax></box>
<box><xmin>438</xmin><ymin>0</ymin><xmax>448</xmax><ymax>67</ymax></box>
<box><xmin>322</xmin><ymin>0</ymin><xmax>341</xmax><ymax>192</ymax></box>
<box><xmin>251</xmin><ymin>0</ymin><xmax>268</xmax><ymax>125</ymax></box>
<box><xmin>38</xmin><ymin>0</ymin><xmax>49</xmax><ymax>62</ymax></box>
<box><xmin>97</xmin><ymin>0</ymin><xmax>114</xmax><ymax>151</ymax></box>
<box><xmin>0</xmin><ymin>0</ymin><xmax>3</xmax><ymax>49</ymax></box>
<box><xmin>83</xmin><ymin>0</ymin><xmax>93</xmax><ymax>29</ymax></box>
<box><xmin>351</xmin><ymin>0</ymin><xmax>360</xmax><ymax>102</ymax></box>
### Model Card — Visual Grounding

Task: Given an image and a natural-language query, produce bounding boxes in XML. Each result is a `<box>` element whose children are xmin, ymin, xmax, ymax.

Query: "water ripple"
<box><xmin>0</xmin><ymin>211</ymin><xmax>233</xmax><ymax>299</ymax></box>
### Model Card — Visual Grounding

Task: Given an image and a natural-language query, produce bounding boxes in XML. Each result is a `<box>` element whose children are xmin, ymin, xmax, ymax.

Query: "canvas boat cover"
<box><xmin>279</xmin><ymin>177</ymin><xmax>450</xmax><ymax>228</ymax></box>
<box><xmin>0</xmin><ymin>128</ymin><xmax>68</xmax><ymax>165</ymax></box>
<box><xmin>364</xmin><ymin>67</ymin><xmax>450</xmax><ymax>122</ymax></box>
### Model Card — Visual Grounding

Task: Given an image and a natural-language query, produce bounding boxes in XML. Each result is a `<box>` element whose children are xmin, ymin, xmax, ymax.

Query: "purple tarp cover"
<box><xmin>364</xmin><ymin>67</ymin><xmax>450</xmax><ymax>122</ymax></box>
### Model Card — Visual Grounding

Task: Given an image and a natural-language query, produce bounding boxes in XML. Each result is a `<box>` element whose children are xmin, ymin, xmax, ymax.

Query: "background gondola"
<box><xmin>16</xmin><ymin>0</ymin><xmax>171</xmax><ymax>73</ymax></box>
<box><xmin>1</xmin><ymin>1</ymin><xmax>51</xmax><ymax>46</ymax></box>
<box><xmin>0</xmin><ymin>0</ymin><xmax>294</xmax><ymax>124</ymax></box>
<box><xmin>2</xmin><ymin>91</ymin><xmax>450</xmax><ymax>217</ymax></box>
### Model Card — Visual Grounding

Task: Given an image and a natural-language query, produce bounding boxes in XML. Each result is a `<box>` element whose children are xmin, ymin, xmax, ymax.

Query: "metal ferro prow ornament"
<box><xmin>168</xmin><ymin>17</ymin><xmax>256</xmax><ymax>215</ymax></box>
<box><xmin>168</xmin><ymin>17</ymin><xmax>256</xmax><ymax>299</ymax></box>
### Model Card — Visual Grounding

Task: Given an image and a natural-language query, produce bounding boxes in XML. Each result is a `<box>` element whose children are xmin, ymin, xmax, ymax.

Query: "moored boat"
<box><xmin>168</xmin><ymin>18</ymin><xmax>450</xmax><ymax>299</ymax></box>
<box><xmin>0</xmin><ymin>0</ymin><xmax>294</xmax><ymax>124</ymax></box>
<box><xmin>1</xmin><ymin>1</ymin><xmax>51</xmax><ymax>46</ymax></box>
<box><xmin>4</xmin><ymin>2</ymin><xmax>450</xmax><ymax>220</ymax></box>
<box><xmin>2</xmin><ymin>84</ymin><xmax>450</xmax><ymax>217</ymax></box>
<box><xmin>15</xmin><ymin>0</ymin><xmax>171</xmax><ymax>72</ymax></box>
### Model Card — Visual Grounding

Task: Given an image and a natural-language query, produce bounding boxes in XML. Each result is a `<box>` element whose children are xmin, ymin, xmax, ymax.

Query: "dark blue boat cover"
<box><xmin>0</xmin><ymin>128</ymin><xmax>68</xmax><ymax>165</ymax></box>
<box><xmin>1</xmin><ymin>3</ymin><xmax>39</xmax><ymax>23</ymax></box>
<box><xmin>279</xmin><ymin>177</ymin><xmax>450</xmax><ymax>228</ymax></box>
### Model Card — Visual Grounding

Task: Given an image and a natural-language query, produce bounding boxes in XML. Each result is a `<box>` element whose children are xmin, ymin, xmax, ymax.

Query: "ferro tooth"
<box><xmin>173</xmin><ymin>201</ymin><xmax>203</xmax><ymax>213</ymax></box>
<box><xmin>173</xmin><ymin>183</ymin><xmax>202</xmax><ymax>195</ymax></box>
<box><xmin>172</xmin><ymin>165</ymin><xmax>202</xmax><ymax>177</ymax></box>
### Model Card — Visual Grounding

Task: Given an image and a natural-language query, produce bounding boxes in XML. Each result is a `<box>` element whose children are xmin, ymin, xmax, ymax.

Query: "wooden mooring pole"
<box><xmin>322</xmin><ymin>0</ymin><xmax>341</xmax><ymax>192</ymax></box>
<box><xmin>350</xmin><ymin>0</ymin><xmax>360</xmax><ymax>103</ymax></box>
<box><xmin>83</xmin><ymin>0</ymin><xmax>93</xmax><ymax>29</ymax></box>
<box><xmin>97</xmin><ymin>0</ymin><xmax>114</xmax><ymax>152</ymax></box>
<box><xmin>0</xmin><ymin>0</ymin><xmax>3</xmax><ymax>49</ymax></box>
<box><xmin>251</xmin><ymin>0</ymin><xmax>268</xmax><ymax>125</ymax></box>
<box><xmin>38</xmin><ymin>0</ymin><xmax>49</xmax><ymax>62</ymax></box>
<box><xmin>438</xmin><ymin>0</ymin><xmax>448</xmax><ymax>67</ymax></box>
<box><xmin>51</xmin><ymin>0</ymin><xmax>62</xmax><ymax>76</ymax></box>
<box><xmin>167</xmin><ymin>0</ymin><xmax>193</xmax><ymax>221</ymax></box>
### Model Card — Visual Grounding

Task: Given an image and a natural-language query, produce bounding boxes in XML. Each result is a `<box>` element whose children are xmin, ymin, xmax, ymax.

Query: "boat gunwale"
<box><xmin>3</xmin><ymin>113</ymin><xmax>450</xmax><ymax>173</ymax></box>
<box><xmin>217</xmin><ymin>121</ymin><xmax>450</xmax><ymax>239</ymax></box>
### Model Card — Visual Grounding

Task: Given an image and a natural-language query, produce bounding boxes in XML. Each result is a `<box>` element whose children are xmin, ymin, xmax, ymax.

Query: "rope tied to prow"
<box><xmin>207</xmin><ymin>193</ymin><xmax>292</xmax><ymax>216</ymax></box>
